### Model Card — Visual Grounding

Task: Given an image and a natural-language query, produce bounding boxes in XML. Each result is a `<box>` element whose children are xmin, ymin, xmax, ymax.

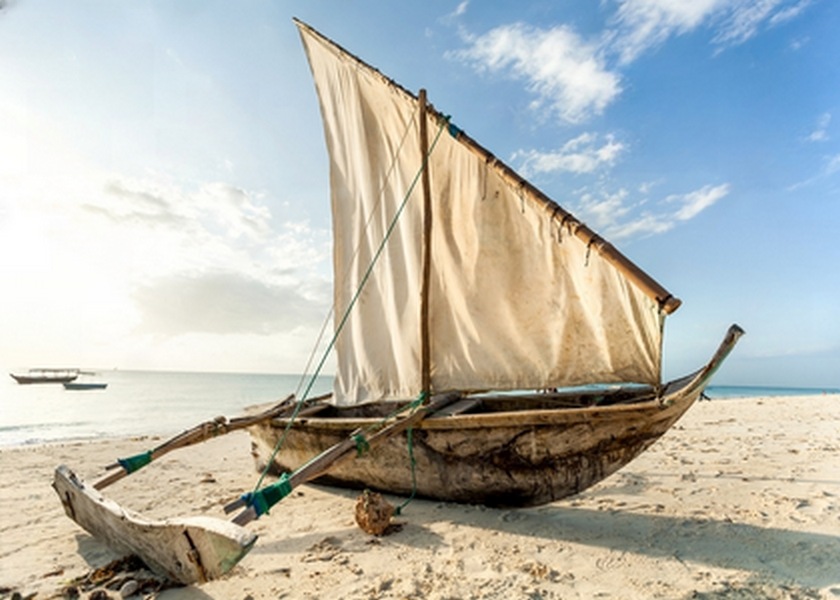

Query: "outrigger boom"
<box><xmin>53</xmin><ymin>393</ymin><xmax>463</xmax><ymax>584</ymax></box>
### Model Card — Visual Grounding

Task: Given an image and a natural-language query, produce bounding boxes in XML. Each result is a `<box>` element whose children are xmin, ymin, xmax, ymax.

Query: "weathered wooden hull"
<box><xmin>249</xmin><ymin>389</ymin><xmax>689</xmax><ymax>507</ymax></box>
<box><xmin>11</xmin><ymin>372</ymin><xmax>78</xmax><ymax>384</ymax></box>
<box><xmin>250</xmin><ymin>325</ymin><xmax>744</xmax><ymax>508</ymax></box>
<box><xmin>53</xmin><ymin>466</ymin><xmax>257</xmax><ymax>585</ymax></box>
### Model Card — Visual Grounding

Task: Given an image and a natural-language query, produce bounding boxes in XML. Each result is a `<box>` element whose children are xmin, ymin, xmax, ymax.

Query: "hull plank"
<box><xmin>53</xmin><ymin>466</ymin><xmax>256</xmax><ymax>585</ymax></box>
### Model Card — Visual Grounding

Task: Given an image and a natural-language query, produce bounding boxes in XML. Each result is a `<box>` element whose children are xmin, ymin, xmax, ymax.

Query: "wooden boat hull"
<box><xmin>250</xmin><ymin>326</ymin><xmax>744</xmax><ymax>508</ymax></box>
<box><xmin>250</xmin><ymin>389</ymin><xmax>691</xmax><ymax>507</ymax></box>
<box><xmin>53</xmin><ymin>466</ymin><xmax>257</xmax><ymax>585</ymax></box>
<box><xmin>11</xmin><ymin>372</ymin><xmax>78</xmax><ymax>384</ymax></box>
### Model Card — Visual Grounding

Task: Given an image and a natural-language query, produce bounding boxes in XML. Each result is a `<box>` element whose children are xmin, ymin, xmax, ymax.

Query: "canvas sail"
<box><xmin>297</xmin><ymin>21</ymin><xmax>674</xmax><ymax>406</ymax></box>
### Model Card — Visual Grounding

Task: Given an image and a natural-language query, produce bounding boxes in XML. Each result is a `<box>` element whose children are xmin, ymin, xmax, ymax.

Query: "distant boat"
<box><xmin>10</xmin><ymin>368</ymin><xmax>79</xmax><ymax>385</ymax></box>
<box><xmin>63</xmin><ymin>382</ymin><xmax>108</xmax><ymax>390</ymax></box>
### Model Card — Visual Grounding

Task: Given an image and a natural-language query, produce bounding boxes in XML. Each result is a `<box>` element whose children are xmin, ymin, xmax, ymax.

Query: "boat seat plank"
<box><xmin>427</xmin><ymin>398</ymin><xmax>481</xmax><ymax>419</ymax></box>
<box><xmin>271</xmin><ymin>403</ymin><xmax>330</xmax><ymax>421</ymax></box>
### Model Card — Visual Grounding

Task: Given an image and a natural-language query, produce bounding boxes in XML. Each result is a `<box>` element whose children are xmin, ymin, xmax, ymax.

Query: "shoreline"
<box><xmin>1</xmin><ymin>395</ymin><xmax>838</xmax><ymax>599</ymax></box>
<box><xmin>3</xmin><ymin>391</ymin><xmax>838</xmax><ymax>451</ymax></box>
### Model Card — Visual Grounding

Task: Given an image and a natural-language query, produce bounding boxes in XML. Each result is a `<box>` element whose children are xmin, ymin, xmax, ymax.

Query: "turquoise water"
<box><xmin>704</xmin><ymin>385</ymin><xmax>840</xmax><ymax>399</ymax></box>
<box><xmin>1</xmin><ymin>371</ymin><xmax>835</xmax><ymax>447</ymax></box>
<box><xmin>0</xmin><ymin>370</ymin><xmax>332</xmax><ymax>447</ymax></box>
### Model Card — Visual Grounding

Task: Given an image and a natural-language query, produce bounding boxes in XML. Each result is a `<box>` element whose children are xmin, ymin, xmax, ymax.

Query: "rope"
<box><xmin>296</xmin><ymin>115</ymin><xmax>450</xmax><ymax>405</ymax></box>
<box><xmin>353</xmin><ymin>433</ymin><xmax>370</xmax><ymax>456</ymax></box>
<box><xmin>293</xmin><ymin>113</ymin><xmax>419</xmax><ymax>401</ymax></box>
<box><xmin>250</xmin><ymin>117</ymin><xmax>450</xmax><ymax>497</ymax></box>
<box><xmin>239</xmin><ymin>473</ymin><xmax>293</xmax><ymax>518</ymax></box>
<box><xmin>394</xmin><ymin>426</ymin><xmax>417</xmax><ymax>515</ymax></box>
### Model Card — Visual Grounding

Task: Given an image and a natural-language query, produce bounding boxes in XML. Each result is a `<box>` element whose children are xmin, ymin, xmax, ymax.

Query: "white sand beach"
<box><xmin>1</xmin><ymin>395</ymin><xmax>838</xmax><ymax>599</ymax></box>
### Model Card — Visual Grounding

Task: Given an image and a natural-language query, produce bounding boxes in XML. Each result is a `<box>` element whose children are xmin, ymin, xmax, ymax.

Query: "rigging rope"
<box><xmin>293</xmin><ymin>112</ymin><xmax>419</xmax><ymax>401</ymax></box>
<box><xmin>251</xmin><ymin>115</ymin><xmax>451</xmax><ymax>496</ymax></box>
<box><xmin>393</xmin><ymin>425</ymin><xmax>418</xmax><ymax>516</ymax></box>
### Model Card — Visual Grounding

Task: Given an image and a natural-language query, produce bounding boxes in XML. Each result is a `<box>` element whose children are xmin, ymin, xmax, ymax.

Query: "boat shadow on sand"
<box><xmin>247</xmin><ymin>485</ymin><xmax>839</xmax><ymax>593</ymax></box>
<box><xmin>68</xmin><ymin>485</ymin><xmax>837</xmax><ymax>598</ymax></box>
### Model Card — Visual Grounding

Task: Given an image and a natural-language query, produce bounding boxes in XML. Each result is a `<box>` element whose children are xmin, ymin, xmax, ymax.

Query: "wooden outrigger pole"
<box><xmin>53</xmin><ymin>393</ymin><xmax>462</xmax><ymax>585</ymax></box>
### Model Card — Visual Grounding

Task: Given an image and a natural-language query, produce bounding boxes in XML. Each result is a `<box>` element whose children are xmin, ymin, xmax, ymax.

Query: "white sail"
<box><xmin>298</xmin><ymin>22</ymin><xmax>668</xmax><ymax>406</ymax></box>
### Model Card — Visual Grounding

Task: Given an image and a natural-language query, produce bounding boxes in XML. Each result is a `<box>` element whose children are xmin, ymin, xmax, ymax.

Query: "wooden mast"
<box><xmin>419</xmin><ymin>89</ymin><xmax>433</xmax><ymax>400</ymax></box>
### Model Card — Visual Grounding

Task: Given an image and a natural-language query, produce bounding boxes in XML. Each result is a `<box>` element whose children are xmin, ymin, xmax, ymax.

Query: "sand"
<box><xmin>1</xmin><ymin>395</ymin><xmax>838</xmax><ymax>599</ymax></box>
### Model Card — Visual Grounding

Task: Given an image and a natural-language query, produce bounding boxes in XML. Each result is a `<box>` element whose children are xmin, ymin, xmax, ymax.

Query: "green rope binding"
<box><xmin>353</xmin><ymin>434</ymin><xmax>370</xmax><ymax>456</ymax></box>
<box><xmin>118</xmin><ymin>451</ymin><xmax>153</xmax><ymax>475</ymax></box>
<box><xmin>240</xmin><ymin>473</ymin><xmax>293</xmax><ymax>518</ymax></box>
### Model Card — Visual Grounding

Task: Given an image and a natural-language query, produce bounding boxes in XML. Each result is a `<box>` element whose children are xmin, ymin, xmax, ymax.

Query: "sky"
<box><xmin>1</xmin><ymin>0</ymin><xmax>838</xmax><ymax>388</ymax></box>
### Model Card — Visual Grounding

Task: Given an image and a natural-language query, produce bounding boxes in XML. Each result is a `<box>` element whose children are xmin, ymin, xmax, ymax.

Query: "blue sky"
<box><xmin>1</xmin><ymin>0</ymin><xmax>837</xmax><ymax>387</ymax></box>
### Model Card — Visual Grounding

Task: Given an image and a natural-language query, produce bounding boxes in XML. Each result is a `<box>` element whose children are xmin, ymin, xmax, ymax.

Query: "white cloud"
<box><xmin>807</xmin><ymin>113</ymin><xmax>831</xmax><ymax>142</ymax></box>
<box><xmin>453</xmin><ymin>23</ymin><xmax>621</xmax><ymax>124</ymax></box>
<box><xmin>571</xmin><ymin>183</ymin><xmax>730</xmax><ymax>240</ymax></box>
<box><xmin>451</xmin><ymin>1</ymin><xmax>812</xmax><ymax>127</ymax></box>
<box><xmin>577</xmin><ymin>189</ymin><xmax>634</xmax><ymax>229</ymax></box>
<box><xmin>638</xmin><ymin>180</ymin><xmax>662</xmax><ymax>194</ymax></box>
<box><xmin>132</xmin><ymin>271</ymin><xmax>330</xmax><ymax>336</ymax></box>
<box><xmin>713</xmin><ymin>0</ymin><xmax>783</xmax><ymax>46</ymax></box>
<box><xmin>789</xmin><ymin>36</ymin><xmax>809</xmax><ymax>50</ymax></box>
<box><xmin>827</xmin><ymin>154</ymin><xmax>840</xmax><ymax>175</ymax></box>
<box><xmin>4</xmin><ymin>157</ymin><xmax>332</xmax><ymax>346</ymax></box>
<box><xmin>440</xmin><ymin>1</ymin><xmax>470</xmax><ymax>26</ymax></box>
<box><xmin>610</xmin><ymin>0</ymin><xmax>813</xmax><ymax>62</ymax></box>
<box><xmin>91</xmin><ymin>178</ymin><xmax>279</xmax><ymax>247</ymax></box>
<box><xmin>667</xmin><ymin>183</ymin><xmax>730</xmax><ymax>220</ymax></box>
<box><xmin>197</xmin><ymin>182</ymin><xmax>273</xmax><ymax>240</ymax></box>
<box><xmin>611</xmin><ymin>0</ymin><xmax>726</xmax><ymax>63</ymax></box>
<box><xmin>786</xmin><ymin>153</ymin><xmax>840</xmax><ymax>190</ymax></box>
<box><xmin>515</xmin><ymin>133</ymin><xmax>625</xmax><ymax>176</ymax></box>
<box><xmin>769</xmin><ymin>0</ymin><xmax>811</xmax><ymax>25</ymax></box>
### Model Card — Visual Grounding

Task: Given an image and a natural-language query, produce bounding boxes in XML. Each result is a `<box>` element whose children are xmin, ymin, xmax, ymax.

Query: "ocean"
<box><xmin>0</xmin><ymin>370</ymin><xmax>332</xmax><ymax>447</ymax></box>
<box><xmin>1</xmin><ymin>371</ymin><xmax>836</xmax><ymax>447</ymax></box>
<box><xmin>704</xmin><ymin>385</ymin><xmax>840</xmax><ymax>399</ymax></box>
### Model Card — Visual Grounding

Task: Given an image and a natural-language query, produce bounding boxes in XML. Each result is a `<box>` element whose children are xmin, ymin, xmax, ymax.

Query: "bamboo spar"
<box><xmin>434</xmin><ymin>118</ymin><xmax>682</xmax><ymax>315</ymax></box>
<box><xmin>293</xmin><ymin>18</ymin><xmax>681</xmax><ymax>314</ymax></box>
